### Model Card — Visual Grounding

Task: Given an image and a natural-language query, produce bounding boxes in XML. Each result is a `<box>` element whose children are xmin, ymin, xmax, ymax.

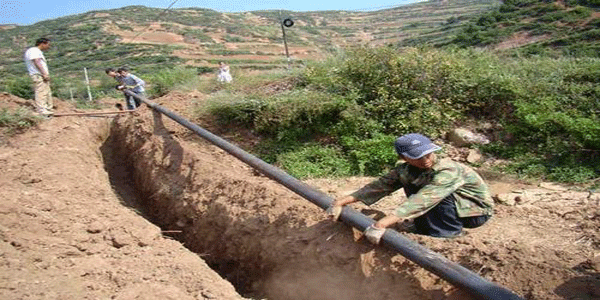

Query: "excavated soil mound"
<box><xmin>0</xmin><ymin>96</ymin><xmax>243</xmax><ymax>300</ymax></box>
<box><xmin>2</xmin><ymin>92</ymin><xmax>600</xmax><ymax>300</ymax></box>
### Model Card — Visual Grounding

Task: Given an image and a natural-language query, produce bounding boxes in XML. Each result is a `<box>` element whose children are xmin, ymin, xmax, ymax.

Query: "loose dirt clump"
<box><xmin>2</xmin><ymin>92</ymin><xmax>600</xmax><ymax>300</ymax></box>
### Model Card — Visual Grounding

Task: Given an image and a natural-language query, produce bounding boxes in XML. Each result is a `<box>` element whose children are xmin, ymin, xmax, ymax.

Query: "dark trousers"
<box><xmin>413</xmin><ymin>194</ymin><xmax>490</xmax><ymax>238</ymax></box>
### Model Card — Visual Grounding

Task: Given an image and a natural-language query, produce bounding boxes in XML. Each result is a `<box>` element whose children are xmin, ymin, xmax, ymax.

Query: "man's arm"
<box><xmin>326</xmin><ymin>195</ymin><xmax>358</xmax><ymax>221</ymax></box>
<box><xmin>328</xmin><ymin>167</ymin><xmax>404</xmax><ymax>221</ymax></box>
<box><xmin>348</xmin><ymin>168</ymin><xmax>404</xmax><ymax>206</ymax></box>
<box><xmin>395</xmin><ymin>167</ymin><xmax>463</xmax><ymax>220</ymax></box>
<box><xmin>332</xmin><ymin>195</ymin><xmax>358</xmax><ymax>207</ymax></box>
<box><xmin>373</xmin><ymin>215</ymin><xmax>402</xmax><ymax>228</ymax></box>
<box><xmin>129</xmin><ymin>74</ymin><xmax>145</xmax><ymax>88</ymax></box>
<box><xmin>33</xmin><ymin>58</ymin><xmax>49</xmax><ymax>81</ymax></box>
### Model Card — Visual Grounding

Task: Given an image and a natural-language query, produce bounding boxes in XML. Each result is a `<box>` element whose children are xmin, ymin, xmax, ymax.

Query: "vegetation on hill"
<box><xmin>199</xmin><ymin>46</ymin><xmax>599</xmax><ymax>184</ymax></box>
<box><xmin>0</xmin><ymin>107</ymin><xmax>40</xmax><ymax>136</ymax></box>
<box><xmin>1</xmin><ymin>0</ymin><xmax>598</xmax><ymax>185</ymax></box>
<box><xmin>404</xmin><ymin>0</ymin><xmax>600</xmax><ymax>58</ymax></box>
<box><xmin>0</xmin><ymin>0</ymin><xmax>499</xmax><ymax>102</ymax></box>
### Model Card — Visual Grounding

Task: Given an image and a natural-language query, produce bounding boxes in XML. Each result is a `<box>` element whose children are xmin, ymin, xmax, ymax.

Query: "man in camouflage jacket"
<box><xmin>328</xmin><ymin>133</ymin><xmax>493</xmax><ymax>242</ymax></box>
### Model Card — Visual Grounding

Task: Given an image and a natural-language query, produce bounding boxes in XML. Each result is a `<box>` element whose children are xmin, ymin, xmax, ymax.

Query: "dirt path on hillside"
<box><xmin>1</xmin><ymin>92</ymin><xmax>600</xmax><ymax>300</ymax></box>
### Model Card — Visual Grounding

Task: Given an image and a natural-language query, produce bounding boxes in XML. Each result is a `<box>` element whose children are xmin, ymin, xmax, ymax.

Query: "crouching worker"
<box><xmin>105</xmin><ymin>67</ymin><xmax>146</xmax><ymax>110</ymax></box>
<box><xmin>327</xmin><ymin>133</ymin><xmax>493</xmax><ymax>244</ymax></box>
<box><xmin>117</xmin><ymin>67</ymin><xmax>145</xmax><ymax>109</ymax></box>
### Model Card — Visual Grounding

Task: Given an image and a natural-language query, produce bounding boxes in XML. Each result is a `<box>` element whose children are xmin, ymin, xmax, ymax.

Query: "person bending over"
<box><xmin>328</xmin><ymin>133</ymin><xmax>493</xmax><ymax>244</ymax></box>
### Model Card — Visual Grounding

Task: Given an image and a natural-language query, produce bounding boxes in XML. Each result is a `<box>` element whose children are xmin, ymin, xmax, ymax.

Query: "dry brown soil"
<box><xmin>1</xmin><ymin>92</ymin><xmax>600</xmax><ymax>300</ymax></box>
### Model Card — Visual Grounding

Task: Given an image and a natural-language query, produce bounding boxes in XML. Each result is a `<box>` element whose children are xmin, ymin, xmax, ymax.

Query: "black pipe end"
<box><xmin>476</xmin><ymin>286</ymin><xmax>524</xmax><ymax>300</ymax></box>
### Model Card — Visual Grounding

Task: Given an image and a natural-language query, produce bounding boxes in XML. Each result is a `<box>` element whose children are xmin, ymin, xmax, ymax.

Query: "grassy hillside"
<box><xmin>2</xmin><ymin>0</ymin><xmax>598</xmax><ymax>184</ymax></box>
<box><xmin>0</xmin><ymin>0</ymin><xmax>500</xmax><ymax>100</ymax></box>
<box><xmin>402</xmin><ymin>0</ymin><xmax>600</xmax><ymax>57</ymax></box>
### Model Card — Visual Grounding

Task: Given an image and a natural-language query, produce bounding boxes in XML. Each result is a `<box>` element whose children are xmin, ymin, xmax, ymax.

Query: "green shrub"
<box><xmin>538</xmin><ymin>11</ymin><xmax>569</xmax><ymax>22</ymax></box>
<box><xmin>589</xmin><ymin>18</ymin><xmax>600</xmax><ymax>28</ymax></box>
<box><xmin>0</xmin><ymin>107</ymin><xmax>40</xmax><ymax>134</ymax></box>
<box><xmin>147</xmin><ymin>67</ymin><xmax>197</xmax><ymax>97</ymax></box>
<box><xmin>253</xmin><ymin>90</ymin><xmax>348</xmax><ymax>138</ymax></box>
<box><xmin>200</xmin><ymin>46</ymin><xmax>599</xmax><ymax>182</ymax></box>
<box><xmin>275</xmin><ymin>145</ymin><xmax>355</xmax><ymax>179</ymax></box>
<box><xmin>180</xmin><ymin>29</ymin><xmax>215</xmax><ymax>43</ymax></box>
<box><xmin>207</xmin><ymin>95</ymin><xmax>266</xmax><ymax>127</ymax></box>
<box><xmin>3</xmin><ymin>76</ymin><xmax>33</xmax><ymax>99</ymax></box>
<box><xmin>486</xmin><ymin>144</ymin><xmax>599</xmax><ymax>183</ymax></box>
<box><xmin>197</xmin><ymin>66</ymin><xmax>214</xmax><ymax>74</ymax></box>
<box><xmin>224</xmin><ymin>35</ymin><xmax>244</xmax><ymax>42</ymax></box>
<box><xmin>340</xmin><ymin>133</ymin><xmax>398</xmax><ymax>175</ymax></box>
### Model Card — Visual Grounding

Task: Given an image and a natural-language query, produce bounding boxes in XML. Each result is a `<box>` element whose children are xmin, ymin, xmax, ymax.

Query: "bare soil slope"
<box><xmin>0</xmin><ymin>94</ymin><xmax>244</xmax><ymax>300</ymax></box>
<box><xmin>1</xmin><ymin>92</ymin><xmax>600</xmax><ymax>300</ymax></box>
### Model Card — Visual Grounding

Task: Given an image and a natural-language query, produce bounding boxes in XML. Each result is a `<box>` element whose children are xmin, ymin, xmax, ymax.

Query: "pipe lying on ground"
<box><xmin>53</xmin><ymin>110</ymin><xmax>137</xmax><ymax>117</ymax></box>
<box><xmin>126</xmin><ymin>91</ymin><xmax>524</xmax><ymax>300</ymax></box>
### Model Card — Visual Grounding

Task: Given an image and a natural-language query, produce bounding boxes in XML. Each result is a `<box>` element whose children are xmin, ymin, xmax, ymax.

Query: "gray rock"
<box><xmin>447</xmin><ymin>128</ymin><xmax>490</xmax><ymax>147</ymax></box>
<box><xmin>493</xmin><ymin>193</ymin><xmax>517</xmax><ymax>206</ymax></box>
<box><xmin>539</xmin><ymin>182</ymin><xmax>568</xmax><ymax>191</ymax></box>
<box><xmin>86</xmin><ymin>221</ymin><xmax>105</xmax><ymax>234</ymax></box>
<box><xmin>466</xmin><ymin>149</ymin><xmax>483</xmax><ymax>164</ymax></box>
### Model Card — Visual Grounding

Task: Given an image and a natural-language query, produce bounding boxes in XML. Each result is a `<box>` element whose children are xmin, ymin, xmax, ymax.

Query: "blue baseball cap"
<box><xmin>394</xmin><ymin>133</ymin><xmax>441</xmax><ymax>159</ymax></box>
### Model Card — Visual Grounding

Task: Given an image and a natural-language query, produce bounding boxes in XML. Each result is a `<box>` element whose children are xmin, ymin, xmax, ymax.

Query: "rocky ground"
<box><xmin>1</xmin><ymin>92</ymin><xmax>599</xmax><ymax>300</ymax></box>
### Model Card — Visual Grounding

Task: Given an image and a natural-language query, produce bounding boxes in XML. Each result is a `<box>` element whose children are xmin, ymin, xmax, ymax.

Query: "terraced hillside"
<box><xmin>0</xmin><ymin>0</ymin><xmax>499</xmax><ymax>86</ymax></box>
<box><xmin>403</xmin><ymin>0</ymin><xmax>600</xmax><ymax>57</ymax></box>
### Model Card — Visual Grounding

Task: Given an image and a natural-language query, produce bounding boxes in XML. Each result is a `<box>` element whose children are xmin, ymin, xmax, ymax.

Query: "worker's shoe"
<box><xmin>433</xmin><ymin>231</ymin><xmax>467</xmax><ymax>239</ymax></box>
<box><xmin>35</xmin><ymin>108</ymin><xmax>53</xmax><ymax>117</ymax></box>
<box><xmin>445</xmin><ymin>231</ymin><xmax>467</xmax><ymax>239</ymax></box>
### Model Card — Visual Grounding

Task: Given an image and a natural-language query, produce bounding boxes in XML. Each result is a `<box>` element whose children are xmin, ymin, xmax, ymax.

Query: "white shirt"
<box><xmin>24</xmin><ymin>46</ymin><xmax>48</xmax><ymax>76</ymax></box>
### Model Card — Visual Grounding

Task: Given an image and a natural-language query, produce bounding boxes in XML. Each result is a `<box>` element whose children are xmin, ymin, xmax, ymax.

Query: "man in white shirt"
<box><xmin>24</xmin><ymin>38</ymin><xmax>53</xmax><ymax>115</ymax></box>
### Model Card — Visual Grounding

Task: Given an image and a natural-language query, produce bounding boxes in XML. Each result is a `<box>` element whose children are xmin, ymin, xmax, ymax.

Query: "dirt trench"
<box><xmin>100</xmin><ymin>111</ymin><xmax>443</xmax><ymax>300</ymax></box>
<box><xmin>4</xmin><ymin>92</ymin><xmax>600</xmax><ymax>299</ymax></box>
<box><xmin>98</xmin><ymin>104</ymin><xmax>600</xmax><ymax>300</ymax></box>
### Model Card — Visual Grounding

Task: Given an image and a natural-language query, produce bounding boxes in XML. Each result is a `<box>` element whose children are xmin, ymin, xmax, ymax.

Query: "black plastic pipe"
<box><xmin>127</xmin><ymin>91</ymin><xmax>523</xmax><ymax>300</ymax></box>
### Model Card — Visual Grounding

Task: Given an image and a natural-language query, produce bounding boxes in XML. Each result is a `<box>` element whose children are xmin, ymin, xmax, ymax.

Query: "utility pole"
<box><xmin>280</xmin><ymin>17</ymin><xmax>294</xmax><ymax>69</ymax></box>
<box><xmin>84</xmin><ymin>67</ymin><xmax>93</xmax><ymax>102</ymax></box>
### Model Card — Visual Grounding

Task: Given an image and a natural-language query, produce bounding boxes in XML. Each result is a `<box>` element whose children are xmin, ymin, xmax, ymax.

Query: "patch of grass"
<box><xmin>274</xmin><ymin>144</ymin><xmax>355</xmax><ymax>179</ymax></box>
<box><xmin>74</xmin><ymin>100</ymin><xmax>103</xmax><ymax>110</ymax></box>
<box><xmin>203</xmin><ymin>93</ymin><xmax>266</xmax><ymax>126</ymax></box>
<box><xmin>2</xmin><ymin>76</ymin><xmax>33</xmax><ymax>100</ymax></box>
<box><xmin>0</xmin><ymin>108</ymin><xmax>40</xmax><ymax>135</ymax></box>
<box><xmin>484</xmin><ymin>143</ymin><xmax>599</xmax><ymax>183</ymax></box>
<box><xmin>146</xmin><ymin>66</ymin><xmax>198</xmax><ymax>97</ymax></box>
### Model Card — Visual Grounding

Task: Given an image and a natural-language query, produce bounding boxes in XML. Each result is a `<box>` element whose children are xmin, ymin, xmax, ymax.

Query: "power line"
<box><xmin>126</xmin><ymin>0</ymin><xmax>181</xmax><ymax>43</ymax></box>
<box><xmin>348</xmin><ymin>0</ymin><xmax>425</xmax><ymax>12</ymax></box>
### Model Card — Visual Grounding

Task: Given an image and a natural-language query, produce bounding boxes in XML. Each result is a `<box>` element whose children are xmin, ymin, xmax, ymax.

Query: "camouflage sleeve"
<box><xmin>395</xmin><ymin>166</ymin><xmax>464</xmax><ymax>219</ymax></box>
<box><xmin>351</xmin><ymin>168</ymin><xmax>404</xmax><ymax>206</ymax></box>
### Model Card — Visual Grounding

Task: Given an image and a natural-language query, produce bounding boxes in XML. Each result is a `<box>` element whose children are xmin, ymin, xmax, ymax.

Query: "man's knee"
<box><xmin>461</xmin><ymin>214</ymin><xmax>491</xmax><ymax>229</ymax></box>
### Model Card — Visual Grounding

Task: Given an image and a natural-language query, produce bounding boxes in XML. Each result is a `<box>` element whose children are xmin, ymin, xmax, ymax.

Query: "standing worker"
<box><xmin>327</xmin><ymin>133</ymin><xmax>494</xmax><ymax>243</ymax></box>
<box><xmin>24</xmin><ymin>37</ymin><xmax>53</xmax><ymax>116</ymax></box>
<box><xmin>217</xmin><ymin>62</ymin><xmax>232</xmax><ymax>83</ymax></box>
